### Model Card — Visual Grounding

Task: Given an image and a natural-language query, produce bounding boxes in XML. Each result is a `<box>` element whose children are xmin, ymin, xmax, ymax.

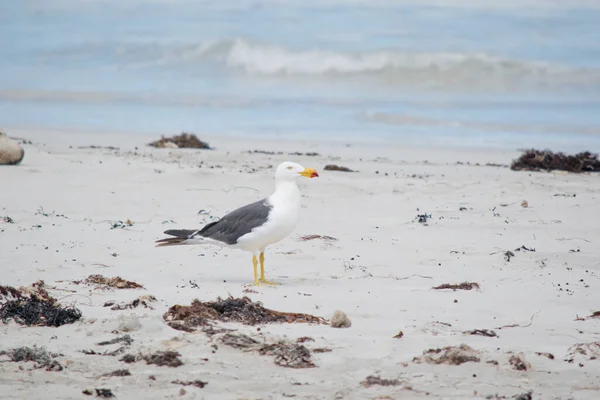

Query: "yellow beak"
<box><xmin>300</xmin><ymin>168</ymin><xmax>319</xmax><ymax>178</ymax></box>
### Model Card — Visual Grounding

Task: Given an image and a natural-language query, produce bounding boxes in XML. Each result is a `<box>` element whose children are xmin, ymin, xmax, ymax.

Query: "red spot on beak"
<box><xmin>311</xmin><ymin>171</ymin><xmax>319</xmax><ymax>178</ymax></box>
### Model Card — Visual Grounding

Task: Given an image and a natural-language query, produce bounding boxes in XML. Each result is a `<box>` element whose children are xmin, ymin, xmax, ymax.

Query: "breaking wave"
<box><xmin>217</xmin><ymin>39</ymin><xmax>600</xmax><ymax>89</ymax></box>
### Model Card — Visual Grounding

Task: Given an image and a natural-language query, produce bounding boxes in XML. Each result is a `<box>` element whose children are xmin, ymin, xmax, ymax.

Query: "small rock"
<box><xmin>521</xmin><ymin>200</ymin><xmax>528</xmax><ymax>208</ymax></box>
<box><xmin>0</xmin><ymin>132</ymin><xmax>25</xmax><ymax>165</ymax></box>
<box><xmin>330</xmin><ymin>310</ymin><xmax>351</xmax><ymax>328</ymax></box>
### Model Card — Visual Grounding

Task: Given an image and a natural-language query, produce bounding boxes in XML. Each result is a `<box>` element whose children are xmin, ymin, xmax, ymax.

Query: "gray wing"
<box><xmin>196</xmin><ymin>198</ymin><xmax>273</xmax><ymax>245</ymax></box>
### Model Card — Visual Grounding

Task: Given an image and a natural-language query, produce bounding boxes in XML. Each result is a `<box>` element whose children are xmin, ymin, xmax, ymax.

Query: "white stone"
<box><xmin>0</xmin><ymin>132</ymin><xmax>25</xmax><ymax>165</ymax></box>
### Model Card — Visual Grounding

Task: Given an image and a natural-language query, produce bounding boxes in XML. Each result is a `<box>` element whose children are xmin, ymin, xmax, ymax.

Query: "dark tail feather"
<box><xmin>155</xmin><ymin>229</ymin><xmax>201</xmax><ymax>247</ymax></box>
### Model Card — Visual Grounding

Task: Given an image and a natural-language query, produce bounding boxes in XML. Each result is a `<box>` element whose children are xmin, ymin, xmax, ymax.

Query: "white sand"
<box><xmin>1</xmin><ymin>128</ymin><xmax>599</xmax><ymax>399</ymax></box>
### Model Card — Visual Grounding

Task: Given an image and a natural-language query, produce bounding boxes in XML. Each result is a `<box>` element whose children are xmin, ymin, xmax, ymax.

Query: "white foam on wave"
<box><xmin>220</xmin><ymin>39</ymin><xmax>600</xmax><ymax>89</ymax></box>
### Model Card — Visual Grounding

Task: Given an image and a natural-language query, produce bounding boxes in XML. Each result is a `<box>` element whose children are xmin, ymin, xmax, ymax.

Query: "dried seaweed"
<box><xmin>0</xmin><ymin>285</ymin><xmax>22</xmax><ymax>301</ymax></box>
<box><xmin>0</xmin><ymin>281</ymin><xmax>81</xmax><ymax>327</ymax></box>
<box><xmin>361</xmin><ymin>375</ymin><xmax>403</xmax><ymax>387</ymax></box>
<box><xmin>464</xmin><ymin>329</ymin><xmax>498</xmax><ymax>338</ymax></box>
<box><xmin>585</xmin><ymin>311</ymin><xmax>600</xmax><ymax>320</ymax></box>
<box><xmin>509</xmin><ymin>354</ymin><xmax>530</xmax><ymax>371</ymax></box>
<box><xmin>565</xmin><ymin>342</ymin><xmax>600</xmax><ymax>363</ymax></box>
<box><xmin>148</xmin><ymin>133</ymin><xmax>211</xmax><ymax>149</ymax></box>
<box><xmin>163</xmin><ymin>296</ymin><xmax>327</xmax><ymax>331</ymax></box>
<box><xmin>120</xmin><ymin>351</ymin><xmax>183</xmax><ymax>368</ymax></box>
<box><xmin>432</xmin><ymin>282</ymin><xmax>480</xmax><ymax>291</ymax></box>
<box><xmin>220</xmin><ymin>333</ymin><xmax>316</xmax><ymax>369</ymax></box>
<box><xmin>100</xmin><ymin>369</ymin><xmax>131</xmax><ymax>377</ymax></box>
<box><xmin>108</xmin><ymin>295</ymin><xmax>156</xmax><ymax>310</ymax></box>
<box><xmin>0</xmin><ymin>345</ymin><xmax>63</xmax><ymax>371</ymax></box>
<box><xmin>97</xmin><ymin>335</ymin><xmax>134</xmax><ymax>347</ymax></box>
<box><xmin>416</xmin><ymin>213</ymin><xmax>432</xmax><ymax>223</ymax></box>
<box><xmin>82</xmin><ymin>389</ymin><xmax>114</xmax><ymax>398</ymax></box>
<box><xmin>511</xmin><ymin>149</ymin><xmax>600</xmax><ymax>173</ymax></box>
<box><xmin>413</xmin><ymin>344</ymin><xmax>481</xmax><ymax>365</ymax></box>
<box><xmin>172</xmin><ymin>380</ymin><xmax>208</xmax><ymax>388</ymax></box>
<box><xmin>535</xmin><ymin>352</ymin><xmax>554</xmax><ymax>360</ymax></box>
<box><xmin>323</xmin><ymin>164</ymin><xmax>356</xmax><ymax>172</ymax></box>
<box><xmin>513</xmin><ymin>392</ymin><xmax>533</xmax><ymax>400</ymax></box>
<box><xmin>74</xmin><ymin>274</ymin><xmax>143</xmax><ymax>290</ymax></box>
<box><xmin>312</xmin><ymin>348</ymin><xmax>332</xmax><ymax>353</ymax></box>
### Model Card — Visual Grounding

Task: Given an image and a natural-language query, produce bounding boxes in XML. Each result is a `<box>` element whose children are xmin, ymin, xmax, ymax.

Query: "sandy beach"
<box><xmin>1</xmin><ymin>128</ymin><xmax>599</xmax><ymax>399</ymax></box>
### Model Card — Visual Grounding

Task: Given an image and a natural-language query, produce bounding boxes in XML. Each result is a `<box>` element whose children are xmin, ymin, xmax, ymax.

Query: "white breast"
<box><xmin>236</xmin><ymin>181</ymin><xmax>301</xmax><ymax>252</ymax></box>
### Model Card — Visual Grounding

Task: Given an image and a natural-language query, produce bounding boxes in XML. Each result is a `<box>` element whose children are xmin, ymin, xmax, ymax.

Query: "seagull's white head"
<box><xmin>275</xmin><ymin>161</ymin><xmax>319</xmax><ymax>182</ymax></box>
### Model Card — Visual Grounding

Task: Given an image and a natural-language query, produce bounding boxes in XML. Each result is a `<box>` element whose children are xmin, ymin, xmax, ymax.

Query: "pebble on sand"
<box><xmin>330</xmin><ymin>310</ymin><xmax>351</xmax><ymax>328</ymax></box>
<box><xmin>0</xmin><ymin>132</ymin><xmax>25</xmax><ymax>165</ymax></box>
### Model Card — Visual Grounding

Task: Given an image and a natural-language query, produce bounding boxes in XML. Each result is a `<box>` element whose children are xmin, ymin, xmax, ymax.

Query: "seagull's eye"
<box><xmin>287</xmin><ymin>166</ymin><xmax>293</xmax><ymax>170</ymax></box>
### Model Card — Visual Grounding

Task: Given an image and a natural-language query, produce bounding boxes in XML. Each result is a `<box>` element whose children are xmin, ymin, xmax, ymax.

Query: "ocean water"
<box><xmin>1</xmin><ymin>0</ymin><xmax>600</xmax><ymax>150</ymax></box>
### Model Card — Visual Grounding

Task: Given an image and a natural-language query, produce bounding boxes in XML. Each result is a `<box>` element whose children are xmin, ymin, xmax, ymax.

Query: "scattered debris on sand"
<box><xmin>35</xmin><ymin>206</ymin><xmax>67</xmax><ymax>218</ymax></box>
<box><xmin>508</xmin><ymin>354</ymin><xmax>530</xmax><ymax>371</ymax></box>
<box><xmin>432</xmin><ymin>282</ymin><xmax>480</xmax><ymax>291</ymax></box>
<box><xmin>297</xmin><ymin>337</ymin><xmax>315</xmax><ymax>343</ymax></box>
<box><xmin>78</xmin><ymin>145</ymin><xmax>119</xmax><ymax>151</ymax></box>
<box><xmin>82</xmin><ymin>388</ymin><xmax>114</xmax><ymax>398</ymax></box>
<box><xmin>97</xmin><ymin>335</ymin><xmax>134</xmax><ymax>347</ymax></box>
<box><xmin>297</xmin><ymin>234</ymin><xmax>338</xmax><ymax>242</ymax></box>
<box><xmin>503</xmin><ymin>251</ymin><xmax>515</xmax><ymax>262</ymax></box>
<box><xmin>0</xmin><ymin>345</ymin><xmax>63</xmax><ymax>371</ymax></box>
<box><xmin>535</xmin><ymin>352</ymin><xmax>555</xmax><ymax>360</ymax></box>
<box><xmin>510</xmin><ymin>149</ymin><xmax>600</xmax><ymax>173</ymax></box>
<box><xmin>393</xmin><ymin>330</ymin><xmax>404</xmax><ymax>339</ymax></box>
<box><xmin>0</xmin><ymin>281</ymin><xmax>82</xmax><ymax>327</ymax></box>
<box><xmin>105</xmin><ymin>295</ymin><xmax>157</xmax><ymax>310</ymax></box>
<box><xmin>577</xmin><ymin>310</ymin><xmax>600</xmax><ymax>321</ymax></box>
<box><xmin>514</xmin><ymin>245</ymin><xmax>536</xmax><ymax>252</ymax></box>
<box><xmin>416</xmin><ymin>213</ymin><xmax>432</xmax><ymax>223</ymax></box>
<box><xmin>74</xmin><ymin>274</ymin><xmax>144</xmax><ymax>290</ymax></box>
<box><xmin>513</xmin><ymin>392</ymin><xmax>533</xmax><ymax>400</ymax></box>
<box><xmin>323</xmin><ymin>164</ymin><xmax>356</xmax><ymax>172</ymax></box>
<box><xmin>148</xmin><ymin>133</ymin><xmax>211</xmax><ymax>149</ymax></box>
<box><xmin>109</xmin><ymin>219</ymin><xmax>134</xmax><ymax>229</ymax></box>
<box><xmin>120</xmin><ymin>351</ymin><xmax>184</xmax><ymax>368</ymax></box>
<box><xmin>163</xmin><ymin>296</ymin><xmax>327</xmax><ymax>332</ymax></box>
<box><xmin>413</xmin><ymin>344</ymin><xmax>481</xmax><ymax>365</ymax></box>
<box><xmin>81</xmin><ymin>335</ymin><xmax>134</xmax><ymax>357</ymax></box>
<box><xmin>246</xmin><ymin>150</ymin><xmax>319</xmax><ymax>156</ymax></box>
<box><xmin>330</xmin><ymin>310</ymin><xmax>351</xmax><ymax>328</ymax></box>
<box><xmin>2</xmin><ymin>215</ymin><xmax>14</xmax><ymax>224</ymax></box>
<box><xmin>565</xmin><ymin>342</ymin><xmax>600</xmax><ymax>363</ymax></box>
<box><xmin>100</xmin><ymin>369</ymin><xmax>131</xmax><ymax>378</ymax></box>
<box><xmin>172</xmin><ymin>380</ymin><xmax>208</xmax><ymax>388</ymax></box>
<box><xmin>464</xmin><ymin>329</ymin><xmax>498</xmax><ymax>338</ymax></box>
<box><xmin>361</xmin><ymin>375</ymin><xmax>403</xmax><ymax>388</ymax></box>
<box><xmin>312</xmin><ymin>348</ymin><xmax>332</xmax><ymax>353</ymax></box>
<box><xmin>219</xmin><ymin>333</ymin><xmax>316</xmax><ymax>369</ymax></box>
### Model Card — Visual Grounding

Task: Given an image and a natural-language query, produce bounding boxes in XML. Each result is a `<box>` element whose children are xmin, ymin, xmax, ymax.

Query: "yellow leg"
<box><xmin>259</xmin><ymin>252</ymin><xmax>277</xmax><ymax>285</ymax></box>
<box><xmin>252</xmin><ymin>255</ymin><xmax>260</xmax><ymax>285</ymax></box>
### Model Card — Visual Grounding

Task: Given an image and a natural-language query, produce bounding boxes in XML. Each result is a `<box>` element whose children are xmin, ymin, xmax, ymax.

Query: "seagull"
<box><xmin>155</xmin><ymin>161</ymin><xmax>319</xmax><ymax>285</ymax></box>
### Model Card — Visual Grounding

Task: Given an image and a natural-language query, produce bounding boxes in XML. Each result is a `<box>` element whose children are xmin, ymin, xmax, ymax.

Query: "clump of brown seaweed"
<box><xmin>0</xmin><ymin>281</ymin><xmax>81</xmax><ymax>327</ymax></box>
<box><xmin>163</xmin><ymin>296</ymin><xmax>327</xmax><ymax>332</ymax></box>
<box><xmin>148</xmin><ymin>133</ymin><xmax>211</xmax><ymax>149</ymax></box>
<box><xmin>511</xmin><ymin>149</ymin><xmax>600</xmax><ymax>173</ymax></box>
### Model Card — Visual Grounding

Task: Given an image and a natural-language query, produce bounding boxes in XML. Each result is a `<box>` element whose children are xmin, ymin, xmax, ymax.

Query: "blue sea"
<box><xmin>1</xmin><ymin>0</ymin><xmax>600</xmax><ymax>150</ymax></box>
